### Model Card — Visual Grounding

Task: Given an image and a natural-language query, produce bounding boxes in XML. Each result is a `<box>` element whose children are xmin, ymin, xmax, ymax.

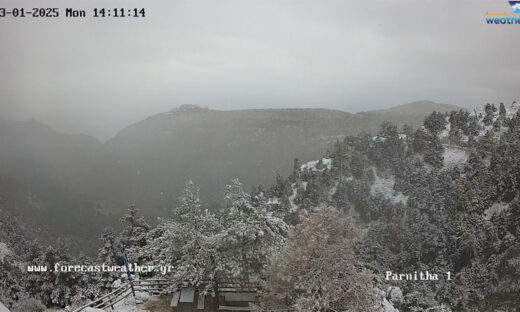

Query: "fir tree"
<box><xmin>26</xmin><ymin>243</ymin><xmax>81</xmax><ymax>307</ymax></box>
<box><xmin>499</xmin><ymin>102</ymin><xmax>507</xmax><ymax>118</ymax></box>
<box><xmin>221</xmin><ymin>179</ymin><xmax>287</xmax><ymax>284</ymax></box>
<box><xmin>172</xmin><ymin>181</ymin><xmax>222</xmax><ymax>291</ymax></box>
<box><xmin>119</xmin><ymin>204</ymin><xmax>150</xmax><ymax>266</ymax></box>
<box><xmin>424</xmin><ymin>111</ymin><xmax>447</xmax><ymax>134</ymax></box>
<box><xmin>97</xmin><ymin>228</ymin><xmax>122</xmax><ymax>292</ymax></box>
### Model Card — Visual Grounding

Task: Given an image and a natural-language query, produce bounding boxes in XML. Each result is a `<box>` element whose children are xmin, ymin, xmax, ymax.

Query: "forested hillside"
<box><xmin>260</xmin><ymin>101</ymin><xmax>520</xmax><ymax>311</ymax></box>
<box><xmin>0</xmin><ymin>102</ymin><xmax>456</xmax><ymax>250</ymax></box>
<box><xmin>2</xmin><ymin>101</ymin><xmax>518</xmax><ymax>312</ymax></box>
<box><xmin>84</xmin><ymin>102</ymin><xmax>458</xmax><ymax>221</ymax></box>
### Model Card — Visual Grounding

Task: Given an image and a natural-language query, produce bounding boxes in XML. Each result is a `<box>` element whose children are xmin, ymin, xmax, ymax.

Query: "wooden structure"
<box><xmin>72</xmin><ymin>278</ymin><xmax>293</xmax><ymax>312</ymax></box>
<box><xmin>0</xmin><ymin>300</ymin><xmax>10</xmax><ymax>312</ymax></box>
<box><xmin>170</xmin><ymin>282</ymin><xmax>260</xmax><ymax>312</ymax></box>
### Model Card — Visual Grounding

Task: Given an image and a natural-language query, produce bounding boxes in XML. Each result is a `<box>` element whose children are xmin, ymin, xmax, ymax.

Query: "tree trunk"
<box><xmin>213</xmin><ymin>282</ymin><xmax>220</xmax><ymax>312</ymax></box>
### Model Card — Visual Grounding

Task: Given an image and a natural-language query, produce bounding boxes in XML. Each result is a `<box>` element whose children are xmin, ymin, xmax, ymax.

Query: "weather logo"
<box><xmin>485</xmin><ymin>1</ymin><xmax>520</xmax><ymax>24</ymax></box>
<box><xmin>510</xmin><ymin>1</ymin><xmax>520</xmax><ymax>13</ymax></box>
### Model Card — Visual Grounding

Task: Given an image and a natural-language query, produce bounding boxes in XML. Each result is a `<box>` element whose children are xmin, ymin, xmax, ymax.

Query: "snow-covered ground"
<box><xmin>322</xmin><ymin>158</ymin><xmax>332</xmax><ymax>170</ymax></box>
<box><xmin>66</xmin><ymin>291</ymin><xmax>153</xmax><ymax>312</ymax></box>
<box><xmin>0</xmin><ymin>242</ymin><xmax>11</xmax><ymax>262</ymax></box>
<box><xmin>370</xmin><ymin>169</ymin><xmax>408</xmax><ymax>205</ymax></box>
<box><xmin>109</xmin><ymin>295</ymin><xmax>150</xmax><ymax>312</ymax></box>
<box><xmin>484</xmin><ymin>202</ymin><xmax>510</xmax><ymax>220</ymax></box>
<box><xmin>439</xmin><ymin>116</ymin><xmax>451</xmax><ymax>140</ymax></box>
<box><xmin>301</xmin><ymin>158</ymin><xmax>332</xmax><ymax>171</ymax></box>
<box><xmin>266</xmin><ymin>198</ymin><xmax>280</xmax><ymax>205</ymax></box>
<box><xmin>443</xmin><ymin>147</ymin><xmax>468</xmax><ymax>168</ymax></box>
<box><xmin>438</xmin><ymin>102</ymin><xmax>520</xmax><ymax>145</ymax></box>
<box><xmin>301</xmin><ymin>160</ymin><xmax>319</xmax><ymax>170</ymax></box>
<box><xmin>328</xmin><ymin>181</ymin><xmax>339</xmax><ymax>199</ymax></box>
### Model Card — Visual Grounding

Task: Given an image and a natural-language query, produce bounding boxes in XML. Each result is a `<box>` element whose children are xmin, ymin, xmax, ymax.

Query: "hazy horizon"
<box><xmin>1</xmin><ymin>0</ymin><xmax>519</xmax><ymax>139</ymax></box>
<box><xmin>2</xmin><ymin>99</ymin><xmax>459</xmax><ymax>140</ymax></box>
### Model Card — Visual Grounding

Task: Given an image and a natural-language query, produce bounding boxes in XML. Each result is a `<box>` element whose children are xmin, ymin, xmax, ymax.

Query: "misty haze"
<box><xmin>1</xmin><ymin>1</ymin><xmax>520</xmax><ymax>312</ymax></box>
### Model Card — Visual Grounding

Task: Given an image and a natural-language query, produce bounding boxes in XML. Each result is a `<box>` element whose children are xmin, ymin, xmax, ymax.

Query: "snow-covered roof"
<box><xmin>0</xmin><ymin>300</ymin><xmax>10</xmax><ymax>312</ymax></box>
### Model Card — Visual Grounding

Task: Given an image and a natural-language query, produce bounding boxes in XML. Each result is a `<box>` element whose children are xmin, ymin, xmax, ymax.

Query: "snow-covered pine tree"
<box><xmin>424</xmin><ymin>111</ymin><xmax>447</xmax><ymax>134</ymax></box>
<box><xmin>25</xmin><ymin>243</ymin><xmax>81</xmax><ymax>308</ymax></box>
<box><xmin>423</xmin><ymin>132</ymin><xmax>444</xmax><ymax>168</ymax></box>
<box><xmin>499</xmin><ymin>102</ymin><xmax>507</xmax><ymax>118</ymax></box>
<box><xmin>171</xmin><ymin>181</ymin><xmax>222</xmax><ymax>291</ymax></box>
<box><xmin>0</xmin><ymin>252</ymin><xmax>22</xmax><ymax>308</ymax></box>
<box><xmin>221</xmin><ymin>179</ymin><xmax>287</xmax><ymax>284</ymax></box>
<box><xmin>119</xmin><ymin>204</ymin><xmax>150</xmax><ymax>267</ymax></box>
<box><xmin>97</xmin><ymin>228</ymin><xmax>122</xmax><ymax>292</ymax></box>
<box><xmin>483</xmin><ymin>103</ymin><xmax>494</xmax><ymax>126</ymax></box>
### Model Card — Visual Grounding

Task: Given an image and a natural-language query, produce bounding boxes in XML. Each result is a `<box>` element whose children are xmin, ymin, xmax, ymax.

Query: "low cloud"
<box><xmin>0</xmin><ymin>0</ymin><xmax>519</xmax><ymax>139</ymax></box>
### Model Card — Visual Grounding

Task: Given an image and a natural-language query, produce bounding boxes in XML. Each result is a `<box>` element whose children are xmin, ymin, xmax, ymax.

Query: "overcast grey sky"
<box><xmin>1</xmin><ymin>0</ymin><xmax>519</xmax><ymax>140</ymax></box>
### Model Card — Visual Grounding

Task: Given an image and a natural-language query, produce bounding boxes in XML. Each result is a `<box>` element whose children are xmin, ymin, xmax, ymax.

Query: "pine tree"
<box><xmin>119</xmin><ymin>204</ymin><xmax>150</xmax><ymax>266</ymax></box>
<box><xmin>499</xmin><ymin>102</ymin><xmax>507</xmax><ymax>118</ymax></box>
<box><xmin>26</xmin><ymin>243</ymin><xmax>81</xmax><ymax>307</ymax></box>
<box><xmin>412</xmin><ymin>128</ymin><xmax>428</xmax><ymax>153</ymax></box>
<box><xmin>483</xmin><ymin>103</ymin><xmax>494</xmax><ymax>126</ymax></box>
<box><xmin>221</xmin><ymin>179</ymin><xmax>287</xmax><ymax>284</ymax></box>
<box><xmin>423</xmin><ymin>133</ymin><xmax>444</xmax><ymax>168</ymax></box>
<box><xmin>424</xmin><ymin>111</ymin><xmax>447</xmax><ymax>134</ymax></box>
<box><xmin>97</xmin><ymin>228</ymin><xmax>122</xmax><ymax>292</ymax></box>
<box><xmin>172</xmin><ymin>181</ymin><xmax>222</xmax><ymax>291</ymax></box>
<box><xmin>0</xmin><ymin>253</ymin><xmax>22</xmax><ymax>308</ymax></box>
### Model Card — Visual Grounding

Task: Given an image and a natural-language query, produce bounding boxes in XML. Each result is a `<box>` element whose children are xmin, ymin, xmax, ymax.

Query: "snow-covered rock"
<box><xmin>112</xmin><ymin>279</ymin><xmax>122</xmax><ymax>288</ymax></box>
<box><xmin>387</xmin><ymin>286</ymin><xmax>403</xmax><ymax>304</ymax></box>
<box><xmin>301</xmin><ymin>160</ymin><xmax>319</xmax><ymax>170</ymax></box>
<box><xmin>382</xmin><ymin>298</ymin><xmax>399</xmax><ymax>312</ymax></box>
<box><xmin>322</xmin><ymin>158</ymin><xmax>332</xmax><ymax>170</ymax></box>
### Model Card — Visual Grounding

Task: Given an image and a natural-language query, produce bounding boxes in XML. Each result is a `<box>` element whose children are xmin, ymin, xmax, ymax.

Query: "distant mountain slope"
<box><xmin>0</xmin><ymin>100</ymin><xmax>459</xmax><ymax>247</ymax></box>
<box><xmin>0</xmin><ymin>175</ymin><xmax>113</xmax><ymax>255</ymax></box>
<box><xmin>82</xmin><ymin>101</ymin><xmax>458</xmax><ymax>220</ymax></box>
<box><xmin>356</xmin><ymin>100</ymin><xmax>460</xmax><ymax>130</ymax></box>
<box><xmin>0</xmin><ymin>119</ymin><xmax>100</xmax><ymax>187</ymax></box>
<box><xmin>0</xmin><ymin>119</ymin><xmax>111</xmax><ymax>255</ymax></box>
<box><xmin>367</xmin><ymin>100</ymin><xmax>459</xmax><ymax>115</ymax></box>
